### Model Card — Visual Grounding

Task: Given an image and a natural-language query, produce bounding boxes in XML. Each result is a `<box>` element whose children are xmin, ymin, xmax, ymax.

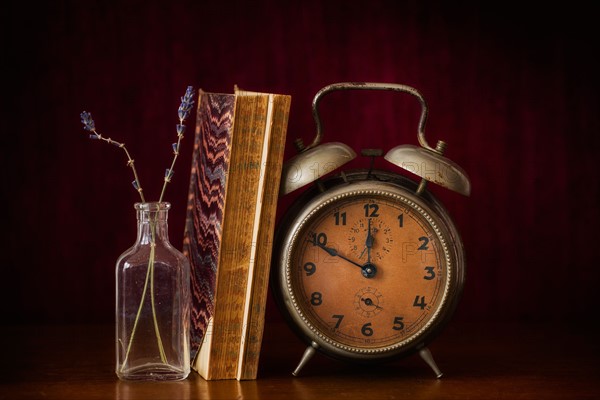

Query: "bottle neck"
<box><xmin>135</xmin><ymin>202</ymin><xmax>170</xmax><ymax>245</ymax></box>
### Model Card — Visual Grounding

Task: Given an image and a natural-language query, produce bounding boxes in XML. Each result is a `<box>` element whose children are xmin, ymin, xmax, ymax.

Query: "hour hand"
<box><xmin>312</xmin><ymin>238</ymin><xmax>378</xmax><ymax>278</ymax></box>
<box><xmin>359</xmin><ymin>219</ymin><xmax>375</xmax><ymax>260</ymax></box>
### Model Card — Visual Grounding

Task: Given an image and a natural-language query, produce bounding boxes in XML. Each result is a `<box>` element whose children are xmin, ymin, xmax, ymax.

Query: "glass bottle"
<box><xmin>116</xmin><ymin>202</ymin><xmax>190</xmax><ymax>381</ymax></box>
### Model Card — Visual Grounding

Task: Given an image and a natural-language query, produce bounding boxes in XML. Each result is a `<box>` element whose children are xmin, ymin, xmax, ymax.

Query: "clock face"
<box><xmin>284</xmin><ymin>184</ymin><xmax>453</xmax><ymax>355</ymax></box>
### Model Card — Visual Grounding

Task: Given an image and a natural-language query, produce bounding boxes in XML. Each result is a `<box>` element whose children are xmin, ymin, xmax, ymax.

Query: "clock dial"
<box><xmin>289</xmin><ymin>190</ymin><xmax>450</xmax><ymax>352</ymax></box>
<box><xmin>348</xmin><ymin>218</ymin><xmax>393</xmax><ymax>262</ymax></box>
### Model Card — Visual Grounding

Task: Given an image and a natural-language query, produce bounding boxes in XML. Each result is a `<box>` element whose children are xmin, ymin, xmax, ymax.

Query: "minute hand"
<box><xmin>316</xmin><ymin>243</ymin><xmax>363</xmax><ymax>269</ymax></box>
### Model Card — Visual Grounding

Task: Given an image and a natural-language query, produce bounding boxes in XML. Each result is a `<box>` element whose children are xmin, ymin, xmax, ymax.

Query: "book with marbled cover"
<box><xmin>183</xmin><ymin>90</ymin><xmax>235</xmax><ymax>373</ymax></box>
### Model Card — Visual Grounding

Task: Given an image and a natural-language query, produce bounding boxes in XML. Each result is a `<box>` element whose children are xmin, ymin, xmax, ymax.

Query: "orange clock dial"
<box><xmin>290</xmin><ymin>194</ymin><xmax>449</xmax><ymax>350</ymax></box>
<box><xmin>348</xmin><ymin>217</ymin><xmax>393</xmax><ymax>262</ymax></box>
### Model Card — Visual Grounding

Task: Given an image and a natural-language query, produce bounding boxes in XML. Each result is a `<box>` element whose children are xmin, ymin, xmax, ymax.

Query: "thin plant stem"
<box><xmin>149</xmin><ymin>221</ymin><xmax>168</xmax><ymax>363</ymax></box>
<box><xmin>159</xmin><ymin>153</ymin><xmax>177</xmax><ymax>202</ymax></box>
<box><xmin>122</xmin><ymin>146</ymin><xmax>146</xmax><ymax>203</ymax></box>
<box><xmin>119</xmin><ymin>216</ymin><xmax>169</xmax><ymax>371</ymax></box>
<box><xmin>89</xmin><ymin>130</ymin><xmax>146</xmax><ymax>203</ymax></box>
<box><xmin>158</xmin><ymin>131</ymin><xmax>184</xmax><ymax>203</ymax></box>
<box><xmin>119</xmin><ymin>243</ymin><xmax>153</xmax><ymax>371</ymax></box>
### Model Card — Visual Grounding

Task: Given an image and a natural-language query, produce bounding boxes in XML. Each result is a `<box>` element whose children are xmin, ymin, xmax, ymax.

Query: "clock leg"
<box><xmin>418</xmin><ymin>346</ymin><xmax>443</xmax><ymax>378</ymax></box>
<box><xmin>292</xmin><ymin>341</ymin><xmax>319</xmax><ymax>376</ymax></box>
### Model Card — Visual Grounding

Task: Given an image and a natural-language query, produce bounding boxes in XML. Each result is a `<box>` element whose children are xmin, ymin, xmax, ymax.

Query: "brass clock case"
<box><xmin>272</xmin><ymin>170</ymin><xmax>466</xmax><ymax>364</ymax></box>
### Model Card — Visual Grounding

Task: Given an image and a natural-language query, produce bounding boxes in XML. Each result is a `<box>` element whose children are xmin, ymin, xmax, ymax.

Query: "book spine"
<box><xmin>183</xmin><ymin>91</ymin><xmax>235</xmax><ymax>364</ymax></box>
<box><xmin>237</xmin><ymin>94</ymin><xmax>291</xmax><ymax>380</ymax></box>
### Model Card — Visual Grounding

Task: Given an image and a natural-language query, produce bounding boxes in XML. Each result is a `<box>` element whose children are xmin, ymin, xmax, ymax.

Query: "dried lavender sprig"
<box><xmin>80</xmin><ymin>111</ymin><xmax>146</xmax><ymax>203</ymax></box>
<box><xmin>158</xmin><ymin>86</ymin><xmax>194</xmax><ymax>203</ymax></box>
<box><xmin>178</xmin><ymin>85</ymin><xmax>195</xmax><ymax>121</ymax></box>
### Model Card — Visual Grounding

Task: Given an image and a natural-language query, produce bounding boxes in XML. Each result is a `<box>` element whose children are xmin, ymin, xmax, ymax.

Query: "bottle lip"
<box><xmin>134</xmin><ymin>202</ymin><xmax>171</xmax><ymax>211</ymax></box>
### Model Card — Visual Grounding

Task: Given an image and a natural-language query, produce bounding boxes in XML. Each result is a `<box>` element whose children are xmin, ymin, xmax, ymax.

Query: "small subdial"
<box><xmin>348</xmin><ymin>218</ymin><xmax>393</xmax><ymax>262</ymax></box>
<box><xmin>354</xmin><ymin>287</ymin><xmax>384</xmax><ymax>318</ymax></box>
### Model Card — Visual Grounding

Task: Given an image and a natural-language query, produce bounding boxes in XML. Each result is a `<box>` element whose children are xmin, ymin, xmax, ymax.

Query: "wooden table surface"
<box><xmin>1</xmin><ymin>320</ymin><xmax>598</xmax><ymax>399</ymax></box>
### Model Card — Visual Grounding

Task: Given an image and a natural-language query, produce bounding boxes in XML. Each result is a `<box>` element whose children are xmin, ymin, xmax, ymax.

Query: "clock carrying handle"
<box><xmin>299</xmin><ymin>82</ymin><xmax>434</xmax><ymax>152</ymax></box>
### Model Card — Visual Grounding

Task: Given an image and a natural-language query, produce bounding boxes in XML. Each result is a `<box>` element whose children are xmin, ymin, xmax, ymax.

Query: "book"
<box><xmin>182</xmin><ymin>87</ymin><xmax>291</xmax><ymax>380</ymax></box>
<box><xmin>235</xmin><ymin>89</ymin><xmax>291</xmax><ymax>380</ymax></box>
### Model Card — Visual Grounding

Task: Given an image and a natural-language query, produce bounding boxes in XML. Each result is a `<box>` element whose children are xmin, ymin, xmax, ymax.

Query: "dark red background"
<box><xmin>2</xmin><ymin>1</ymin><xmax>598</xmax><ymax>326</ymax></box>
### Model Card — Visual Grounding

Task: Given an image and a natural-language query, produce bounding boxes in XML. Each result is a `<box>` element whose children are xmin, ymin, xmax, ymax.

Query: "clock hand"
<box><xmin>312</xmin><ymin>240</ymin><xmax>378</xmax><ymax>278</ymax></box>
<box><xmin>358</xmin><ymin>218</ymin><xmax>374</xmax><ymax>261</ymax></box>
<box><xmin>361</xmin><ymin>297</ymin><xmax>383</xmax><ymax>310</ymax></box>
<box><xmin>366</xmin><ymin>218</ymin><xmax>373</xmax><ymax>263</ymax></box>
<box><xmin>314</xmin><ymin>242</ymin><xmax>363</xmax><ymax>269</ymax></box>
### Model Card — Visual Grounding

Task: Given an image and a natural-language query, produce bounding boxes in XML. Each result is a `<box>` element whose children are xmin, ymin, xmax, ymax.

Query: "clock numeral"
<box><xmin>303</xmin><ymin>262</ymin><xmax>316</xmax><ymax>276</ymax></box>
<box><xmin>418</xmin><ymin>236</ymin><xmax>429</xmax><ymax>250</ymax></box>
<box><xmin>392</xmin><ymin>316</ymin><xmax>405</xmax><ymax>331</ymax></box>
<box><xmin>310</xmin><ymin>292</ymin><xmax>323</xmax><ymax>306</ymax></box>
<box><xmin>424</xmin><ymin>266</ymin><xmax>436</xmax><ymax>280</ymax></box>
<box><xmin>363</xmin><ymin>203</ymin><xmax>379</xmax><ymax>217</ymax></box>
<box><xmin>334</xmin><ymin>211</ymin><xmax>347</xmax><ymax>225</ymax></box>
<box><xmin>361</xmin><ymin>322</ymin><xmax>374</xmax><ymax>337</ymax></box>
<box><xmin>413</xmin><ymin>295</ymin><xmax>427</xmax><ymax>310</ymax></box>
<box><xmin>311</xmin><ymin>232</ymin><xmax>328</xmax><ymax>246</ymax></box>
<box><xmin>398</xmin><ymin>213</ymin><xmax>404</xmax><ymax>227</ymax></box>
<box><xmin>332</xmin><ymin>314</ymin><xmax>344</xmax><ymax>329</ymax></box>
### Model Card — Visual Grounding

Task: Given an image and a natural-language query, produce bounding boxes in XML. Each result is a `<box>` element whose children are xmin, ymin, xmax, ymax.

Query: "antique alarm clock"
<box><xmin>271</xmin><ymin>82</ymin><xmax>470</xmax><ymax>378</ymax></box>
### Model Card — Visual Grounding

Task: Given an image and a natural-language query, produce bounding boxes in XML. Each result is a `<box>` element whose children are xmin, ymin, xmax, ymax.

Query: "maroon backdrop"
<box><xmin>2</xmin><ymin>1</ymin><xmax>598</xmax><ymax>325</ymax></box>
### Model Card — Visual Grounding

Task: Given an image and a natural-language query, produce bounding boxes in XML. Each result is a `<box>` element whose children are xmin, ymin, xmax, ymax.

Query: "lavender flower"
<box><xmin>159</xmin><ymin>86</ymin><xmax>195</xmax><ymax>202</ymax></box>
<box><xmin>79</xmin><ymin>109</ymin><xmax>145</xmax><ymax>201</ymax></box>
<box><xmin>178</xmin><ymin>86</ymin><xmax>195</xmax><ymax>122</ymax></box>
<box><xmin>164</xmin><ymin>169</ymin><xmax>174</xmax><ymax>182</ymax></box>
<box><xmin>80</xmin><ymin>111</ymin><xmax>96</xmax><ymax>132</ymax></box>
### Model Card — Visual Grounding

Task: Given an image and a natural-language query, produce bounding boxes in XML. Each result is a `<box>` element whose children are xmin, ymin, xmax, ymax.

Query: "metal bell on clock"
<box><xmin>376</xmin><ymin>82</ymin><xmax>471</xmax><ymax>196</ymax></box>
<box><xmin>279</xmin><ymin>141</ymin><xmax>356</xmax><ymax>195</ymax></box>
<box><xmin>384</xmin><ymin>141</ymin><xmax>471</xmax><ymax>196</ymax></box>
<box><xmin>280</xmin><ymin>83</ymin><xmax>363</xmax><ymax>196</ymax></box>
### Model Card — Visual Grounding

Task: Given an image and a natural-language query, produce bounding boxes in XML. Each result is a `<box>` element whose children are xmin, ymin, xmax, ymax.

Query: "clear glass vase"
<box><xmin>115</xmin><ymin>202</ymin><xmax>190</xmax><ymax>381</ymax></box>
